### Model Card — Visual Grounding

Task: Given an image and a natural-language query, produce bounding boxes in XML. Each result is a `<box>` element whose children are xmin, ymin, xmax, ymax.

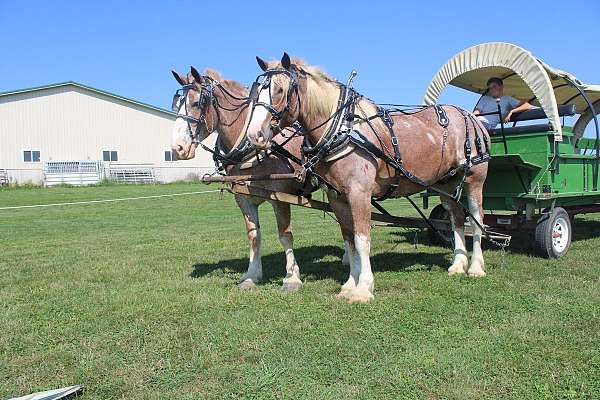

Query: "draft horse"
<box><xmin>246</xmin><ymin>53</ymin><xmax>491</xmax><ymax>303</ymax></box>
<box><xmin>171</xmin><ymin>66</ymin><xmax>349</xmax><ymax>291</ymax></box>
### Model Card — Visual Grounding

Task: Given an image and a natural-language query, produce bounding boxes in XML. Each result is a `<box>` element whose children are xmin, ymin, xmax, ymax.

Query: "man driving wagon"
<box><xmin>473</xmin><ymin>77</ymin><xmax>532</xmax><ymax>131</ymax></box>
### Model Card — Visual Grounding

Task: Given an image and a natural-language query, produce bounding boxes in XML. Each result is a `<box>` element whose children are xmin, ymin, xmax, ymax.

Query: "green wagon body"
<box><xmin>421</xmin><ymin>42</ymin><xmax>600</xmax><ymax>257</ymax></box>
<box><xmin>484</xmin><ymin>127</ymin><xmax>600</xmax><ymax>211</ymax></box>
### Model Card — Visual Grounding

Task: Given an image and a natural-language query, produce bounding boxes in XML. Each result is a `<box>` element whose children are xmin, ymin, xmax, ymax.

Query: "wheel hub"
<box><xmin>552</xmin><ymin>217</ymin><xmax>569</xmax><ymax>253</ymax></box>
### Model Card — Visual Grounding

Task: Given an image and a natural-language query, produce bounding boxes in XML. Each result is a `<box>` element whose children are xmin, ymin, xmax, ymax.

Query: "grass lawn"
<box><xmin>1</xmin><ymin>183</ymin><xmax>599</xmax><ymax>399</ymax></box>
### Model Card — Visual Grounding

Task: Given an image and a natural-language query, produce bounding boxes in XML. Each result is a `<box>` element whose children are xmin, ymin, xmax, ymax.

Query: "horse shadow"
<box><xmin>190</xmin><ymin>217</ymin><xmax>600</xmax><ymax>283</ymax></box>
<box><xmin>190</xmin><ymin>241</ymin><xmax>449</xmax><ymax>285</ymax></box>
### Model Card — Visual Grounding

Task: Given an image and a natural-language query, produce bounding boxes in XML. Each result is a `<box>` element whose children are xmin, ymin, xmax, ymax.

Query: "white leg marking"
<box><xmin>447</xmin><ymin>208</ymin><xmax>469</xmax><ymax>276</ymax></box>
<box><xmin>467</xmin><ymin>196</ymin><xmax>486</xmax><ymax>277</ymax></box>
<box><xmin>280</xmin><ymin>234</ymin><xmax>302</xmax><ymax>291</ymax></box>
<box><xmin>338</xmin><ymin>241</ymin><xmax>358</xmax><ymax>298</ymax></box>
<box><xmin>238</xmin><ymin>198</ymin><xmax>262</xmax><ymax>289</ymax></box>
<box><xmin>346</xmin><ymin>234</ymin><xmax>374</xmax><ymax>303</ymax></box>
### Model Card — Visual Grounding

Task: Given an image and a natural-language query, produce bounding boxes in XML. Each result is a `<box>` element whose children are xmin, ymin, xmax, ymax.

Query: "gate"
<box><xmin>43</xmin><ymin>161</ymin><xmax>104</xmax><ymax>186</ymax></box>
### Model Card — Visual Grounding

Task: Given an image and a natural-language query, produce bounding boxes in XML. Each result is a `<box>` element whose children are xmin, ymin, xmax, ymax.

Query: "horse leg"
<box><xmin>341</xmin><ymin>245</ymin><xmax>350</xmax><ymax>266</ymax></box>
<box><xmin>331</xmin><ymin>191</ymin><xmax>374</xmax><ymax>303</ymax></box>
<box><xmin>235</xmin><ymin>195</ymin><xmax>263</xmax><ymax>289</ymax></box>
<box><xmin>443</xmin><ymin>197</ymin><xmax>469</xmax><ymax>276</ymax></box>
<box><xmin>337</xmin><ymin>229</ymin><xmax>359</xmax><ymax>299</ymax></box>
<box><xmin>271</xmin><ymin>201</ymin><xmax>302</xmax><ymax>292</ymax></box>
<box><xmin>465</xmin><ymin>180</ymin><xmax>486</xmax><ymax>277</ymax></box>
<box><xmin>326</xmin><ymin>195</ymin><xmax>359</xmax><ymax>298</ymax></box>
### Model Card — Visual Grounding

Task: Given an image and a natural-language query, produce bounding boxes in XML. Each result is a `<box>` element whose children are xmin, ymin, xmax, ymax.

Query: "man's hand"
<box><xmin>505</xmin><ymin>101</ymin><xmax>532</xmax><ymax>123</ymax></box>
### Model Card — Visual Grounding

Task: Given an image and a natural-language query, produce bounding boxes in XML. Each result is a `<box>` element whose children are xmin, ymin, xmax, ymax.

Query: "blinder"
<box><xmin>172</xmin><ymin>83</ymin><xmax>215</xmax><ymax>144</ymax></box>
<box><xmin>249</xmin><ymin>67</ymin><xmax>299</xmax><ymax>125</ymax></box>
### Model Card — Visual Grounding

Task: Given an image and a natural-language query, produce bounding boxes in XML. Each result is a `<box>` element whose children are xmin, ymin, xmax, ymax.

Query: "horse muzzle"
<box><xmin>248</xmin><ymin>127</ymin><xmax>273</xmax><ymax>150</ymax></box>
<box><xmin>172</xmin><ymin>139</ymin><xmax>198</xmax><ymax>160</ymax></box>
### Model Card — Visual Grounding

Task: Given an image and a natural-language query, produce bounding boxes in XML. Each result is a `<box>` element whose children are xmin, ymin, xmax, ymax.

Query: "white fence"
<box><xmin>0</xmin><ymin>169</ymin><xmax>8</xmax><ymax>186</ymax></box>
<box><xmin>107</xmin><ymin>164</ymin><xmax>156</xmax><ymax>184</ymax></box>
<box><xmin>3</xmin><ymin>163</ymin><xmax>214</xmax><ymax>186</ymax></box>
<box><xmin>43</xmin><ymin>161</ymin><xmax>104</xmax><ymax>186</ymax></box>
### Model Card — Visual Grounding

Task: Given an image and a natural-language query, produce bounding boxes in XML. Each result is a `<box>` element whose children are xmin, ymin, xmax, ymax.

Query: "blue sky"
<box><xmin>2</xmin><ymin>0</ymin><xmax>599</xmax><ymax>115</ymax></box>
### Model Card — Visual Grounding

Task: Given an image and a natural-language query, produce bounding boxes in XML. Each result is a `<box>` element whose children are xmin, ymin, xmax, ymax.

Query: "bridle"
<box><xmin>171</xmin><ymin>80</ymin><xmax>217</xmax><ymax>145</ymax></box>
<box><xmin>248</xmin><ymin>66</ymin><xmax>301</xmax><ymax>133</ymax></box>
<box><xmin>173</xmin><ymin>74</ymin><xmax>307</xmax><ymax>171</ymax></box>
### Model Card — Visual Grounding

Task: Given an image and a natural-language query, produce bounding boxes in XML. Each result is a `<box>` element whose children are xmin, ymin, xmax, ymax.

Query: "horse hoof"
<box><xmin>281</xmin><ymin>281</ymin><xmax>301</xmax><ymax>293</ymax></box>
<box><xmin>467</xmin><ymin>268</ymin><xmax>486</xmax><ymax>278</ymax></box>
<box><xmin>238</xmin><ymin>279</ymin><xmax>257</xmax><ymax>290</ymax></box>
<box><xmin>346</xmin><ymin>288</ymin><xmax>374</xmax><ymax>304</ymax></box>
<box><xmin>336</xmin><ymin>290</ymin><xmax>352</xmax><ymax>300</ymax></box>
<box><xmin>448</xmin><ymin>266</ymin><xmax>467</xmax><ymax>276</ymax></box>
<box><xmin>447</xmin><ymin>254</ymin><xmax>468</xmax><ymax>277</ymax></box>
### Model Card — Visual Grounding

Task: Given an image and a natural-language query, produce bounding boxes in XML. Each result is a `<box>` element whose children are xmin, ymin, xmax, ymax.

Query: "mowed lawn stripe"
<box><xmin>1</xmin><ymin>183</ymin><xmax>599</xmax><ymax>399</ymax></box>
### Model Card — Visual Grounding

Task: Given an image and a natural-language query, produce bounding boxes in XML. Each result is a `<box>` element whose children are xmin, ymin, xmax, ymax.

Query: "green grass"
<box><xmin>1</xmin><ymin>183</ymin><xmax>599</xmax><ymax>399</ymax></box>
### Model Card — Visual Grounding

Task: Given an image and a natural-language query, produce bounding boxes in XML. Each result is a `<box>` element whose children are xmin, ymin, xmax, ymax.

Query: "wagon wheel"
<box><xmin>534</xmin><ymin>207</ymin><xmax>572</xmax><ymax>258</ymax></box>
<box><xmin>427</xmin><ymin>204</ymin><xmax>453</xmax><ymax>247</ymax></box>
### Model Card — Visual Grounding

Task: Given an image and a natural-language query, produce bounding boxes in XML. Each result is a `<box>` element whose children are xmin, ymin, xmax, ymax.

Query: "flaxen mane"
<box><xmin>271</xmin><ymin>59</ymin><xmax>340</xmax><ymax>118</ymax></box>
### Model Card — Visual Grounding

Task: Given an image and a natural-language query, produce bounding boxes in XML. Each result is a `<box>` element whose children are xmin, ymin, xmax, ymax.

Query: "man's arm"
<box><xmin>504</xmin><ymin>100</ymin><xmax>533</xmax><ymax>122</ymax></box>
<box><xmin>473</xmin><ymin>108</ymin><xmax>481</xmax><ymax>115</ymax></box>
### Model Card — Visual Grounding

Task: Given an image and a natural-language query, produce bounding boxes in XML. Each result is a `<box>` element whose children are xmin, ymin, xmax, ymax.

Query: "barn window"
<box><xmin>103</xmin><ymin>150</ymin><xmax>118</xmax><ymax>162</ymax></box>
<box><xmin>164</xmin><ymin>150</ymin><xmax>177</xmax><ymax>161</ymax></box>
<box><xmin>23</xmin><ymin>150</ymin><xmax>40</xmax><ymax>162</ymax></box>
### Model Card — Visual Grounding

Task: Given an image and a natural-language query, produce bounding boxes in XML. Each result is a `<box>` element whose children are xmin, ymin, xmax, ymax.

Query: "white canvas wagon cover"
<box><xmin>423</xmin><ymin>42</ymin><xmax>600</xmax><ymax>142</ymax></box>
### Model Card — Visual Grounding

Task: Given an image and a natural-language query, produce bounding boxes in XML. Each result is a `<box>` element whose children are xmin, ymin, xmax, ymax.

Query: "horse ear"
<box><xmin>256</xmin><ymin>56</ymin><xmax>268</xmax><ymax>72</ymax></box>
<box><xmin>190</xmin><ymin>66</ymin><xmax>202</xmax><ymax>83</ymax></box>
<box><xmin>171</xmin><ymin>70</ymin><xmax>187</xmax><ymax>86</ymax></box>
<box><xmin>281</xmin><ymin>52</ymin><xmax>291</xmax><ymax>70</ymax></box>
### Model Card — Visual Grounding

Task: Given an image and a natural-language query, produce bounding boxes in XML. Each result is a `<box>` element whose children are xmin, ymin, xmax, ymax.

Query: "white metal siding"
<box><xmin>0</xmin><ymin>84</ymin><xmax>216</xmax><ymax>183</ymax></box>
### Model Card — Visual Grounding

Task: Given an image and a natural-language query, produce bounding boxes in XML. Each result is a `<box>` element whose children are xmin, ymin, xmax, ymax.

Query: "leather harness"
<box><xmin>258</xmin><ymin>67</ymin><xmax>491</xmax><ymax>203</ymax></box>
<box><xmin>172</xmin><ymin>75</ymin><xmax>304</xmax><ymax>173</ymax></box>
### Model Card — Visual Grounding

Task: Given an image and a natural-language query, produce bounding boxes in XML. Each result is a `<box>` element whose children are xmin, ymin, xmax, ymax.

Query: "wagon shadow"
<box><xmin>392</xmin><ymin>217</ymin><xmax>600</xmax><ymax>257</ymax></box>
<box><xmin>190</xmin><ymin>243</ymin><xmax>449</xmax><ymax>284</ymax></box>
<box><xmin>572</xmin><ymin>217</ymin><xmax>600</xmax><ymax>234</ymax></box>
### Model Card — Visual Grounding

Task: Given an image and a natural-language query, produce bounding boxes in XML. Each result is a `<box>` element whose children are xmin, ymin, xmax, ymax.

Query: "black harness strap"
<box><xmin>353</xmin><ymin>104</ymin><xmax>492</xmax><ymax>203</ymax></box>
<box><xmin>347</xmin><ymin>130</ymin><xmax>429</xmax><ymax>188</ymax></box>
<box><xmin>434</xmin><ymin>104</ymin><xmax>450</xmax><ymax>128</ymax></box>
<box><xmin>302</xmin><ymin>84</ymin><xmax>349</xmax><ymax>157</ymax></box>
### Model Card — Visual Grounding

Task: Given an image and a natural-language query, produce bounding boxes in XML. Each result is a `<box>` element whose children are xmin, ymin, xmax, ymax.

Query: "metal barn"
<box><xmin>0</xmin><ymin>81</ymin><xmax>216</xmax><ymax>185</ymax></box>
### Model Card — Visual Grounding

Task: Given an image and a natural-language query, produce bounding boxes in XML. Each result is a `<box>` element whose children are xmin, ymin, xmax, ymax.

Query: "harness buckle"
<box><xmin>381</xmin><ymin>109</ymin><xmax>394</xmax><ymax>128</ymax></box>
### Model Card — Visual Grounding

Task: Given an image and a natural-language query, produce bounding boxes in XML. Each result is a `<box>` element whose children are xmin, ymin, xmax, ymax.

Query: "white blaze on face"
<box><xmin>247</xmin><ymin>85</ymin><xmax>272</xmax><ymax>143</ymax></box>
<box><xmin>172</xmin><ymin>102</ymin><xmax>191</xmax><ymax>148</ymax></box>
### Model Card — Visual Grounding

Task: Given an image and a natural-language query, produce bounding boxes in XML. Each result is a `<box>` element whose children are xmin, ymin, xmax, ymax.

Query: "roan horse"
<box><xmin>246</xmin><ymin>53</ymin><xmax>491</xmax><ymax>303</ymax></box>
<box><xmin>171</xmin><ymin>66</ymin><xmax>349</xmax><ymax>291</ymax></box>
